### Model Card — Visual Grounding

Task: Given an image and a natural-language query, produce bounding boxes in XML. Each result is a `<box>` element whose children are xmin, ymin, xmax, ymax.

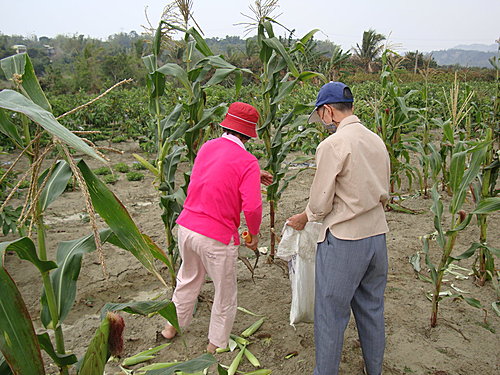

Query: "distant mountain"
<box><xmin>430</xmin><ymin>48</ymin><xmax>497</xmax><ymax>68</ymax></box>
<box><xmin>451</xmin><ymin>43</ymin><xmax>497</xmax><ymax>52</ymax></box>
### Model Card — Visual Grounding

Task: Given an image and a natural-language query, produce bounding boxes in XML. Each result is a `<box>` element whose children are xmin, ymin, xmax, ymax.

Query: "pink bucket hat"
<box><xmin>220</xmin><ymin>102</ymin><xmax>259</xmax><ymax>138</ymax></box>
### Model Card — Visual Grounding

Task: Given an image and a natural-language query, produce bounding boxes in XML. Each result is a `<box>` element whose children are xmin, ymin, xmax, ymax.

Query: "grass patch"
<box><xmin>103</xmin><ymin>174</ymin><xmax>119</xmax><ymax>185</ymax></box>
<box><xmin>132</xmin><ymin>161</ymin><xmax>147</xmax><ymax>170</ymax></box>
<box><xmin>126</xmin><ymin>171</ymin><xmax>144</xmax><ymax>181</ymax></box>
<box><xmin>93</xmin><ymin>167</ymin><xmax>112</xmax><ymax>175</ymax></box>
<box><xmin>111</xmin><ymin>135</ymin><xmax>128</xmax><ymax>143</ymax></box>
<box><xmin>113</xmin><ymin>162</ymin><xmax>130</xmax><ymax>173</ymax></box>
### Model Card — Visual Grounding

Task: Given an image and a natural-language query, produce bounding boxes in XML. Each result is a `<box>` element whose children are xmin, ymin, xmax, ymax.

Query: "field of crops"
<box><xmin>0</xmin><ymin>8</ymin><xmax>498</xmax><ymax>375</ymax></box>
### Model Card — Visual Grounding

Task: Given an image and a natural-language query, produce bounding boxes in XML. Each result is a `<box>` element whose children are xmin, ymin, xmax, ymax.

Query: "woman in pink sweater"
<box><xmin>162</xmin><ymin>102</ymin><xmax>272</xmax><ymax>353</ymax></box>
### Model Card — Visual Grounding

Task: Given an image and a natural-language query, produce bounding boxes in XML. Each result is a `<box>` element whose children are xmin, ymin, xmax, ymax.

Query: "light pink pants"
<box><xmin>172</xmin><ymin>225</ymin><xmax>238</xmax><ymax>348</ymax></box>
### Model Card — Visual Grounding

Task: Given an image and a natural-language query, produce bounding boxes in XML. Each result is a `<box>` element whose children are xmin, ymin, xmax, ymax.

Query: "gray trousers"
<box><xmin>314</xmin><ymin>231</ymin><xmax>388</xmax><ymax>375</ymax></box>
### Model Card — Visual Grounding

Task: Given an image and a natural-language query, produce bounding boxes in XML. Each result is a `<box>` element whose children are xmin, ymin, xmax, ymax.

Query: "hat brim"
<box><xmin>308</xmin><ymin>107</ymin><xmax>322</xmax><ymax>124</ymax></box>
<box><xmin>220</xmin><ymin>118</ymin><xmax>257</xmax><ymax>138</ymax></box>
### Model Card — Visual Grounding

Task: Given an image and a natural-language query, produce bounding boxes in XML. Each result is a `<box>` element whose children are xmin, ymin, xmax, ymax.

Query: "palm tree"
<box><xmin>353</xmin><ymin>29</ymin><xmax>385</xmax><ymax>72</ymax></box>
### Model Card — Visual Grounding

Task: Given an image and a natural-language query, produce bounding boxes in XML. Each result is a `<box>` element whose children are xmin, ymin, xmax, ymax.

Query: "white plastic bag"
<box><xmin>277</xmin><ymin>222</ymin><xmax>321</xmax><ymax>326</ymax></box>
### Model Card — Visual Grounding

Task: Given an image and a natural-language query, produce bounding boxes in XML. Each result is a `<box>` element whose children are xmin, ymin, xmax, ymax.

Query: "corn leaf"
<box><xmin>38</xmin><ymin>160</ymin><xmax>73</xmax><ymax>211</ymax></box>
<box><xmin>0</xmin><ymin>352</ymin><xmax>13</xmax><ymax>375</ymax></box>
<box><xmin>40</xmin><ymin>229</ymin><xmax>115</xmax><ymax>328</ymax></box>
<box><xmin>0</xmin><ymin>237</ymin><xmax>57</xmax><ymax>272</ymax></box>
<box><xmin>262</xmin><ymin>37</ymin><xmax>299</xmax><ymax>77</ymax></box>
<box><xmin>160</xmin><ymin>103</ymin><xmax>183</xmax><ymax>142</ymax></box>
<box><xmin>492</xmin><ymin>302</ymin><xmax>500</xmax><ymax>317</ymax></box>
<box><xmin>451</xmin><ymin>242</ymin><xmax>483</xmax><ymax>260</ymax></box>
<box><xmin>37</xmin><ymin>332</ymin><xmax>77</xmax><ymax>366</ymax></box>
<box><xmin>132</xmin><ymin>153</ymin><xmax>159</xmax><ymax>177</ymax></box>
<box><xmin>471</xmin><ymin>197</ymin><xmax>500</xmax><ymax>214</ymax></box>
<box><xmin>186</xmin><ymin>27</ymin><xmax>213</xmax><ymax>57</ymax></box>
<box><xmin>78</xmin><ymin>315</ymin><xmax>110</xmax><ymax>375</ymax></box>
<box><xmin>0</xmin><ymin>53</ymin><xmax>51</xmax><ymax>111</ymax></box>
<box><xmin>100</xmin><ymin>301</ymin><xmax>179</xmax><ymax>333</ymax></box>
<box><xmin>450</xmin><ymin>143</ymin><xmax>487</xmax><ymax>214</ymax></box>
<box><xmin>0</xmin><ymin>264</ymin><xmax>46</xmax><ymax>375</ymax></box>
<box><xmin>430</xmin><ymin>185</ymin><xmax>445</xmax><ymax>248</ymax></box>
<box><xmin>157</xmin><ymin>63</ymin><xmax>192</xmax><ymax>95</ymax></box>
<box><xmin>0</xmin><ymin>90</ymin><xmax>105</xmax><ymax>163</ymax></box>
<box><xmin>444</xmin><ymin>213</ymin><xmax>473</xmax><ymax>235</ymax></box>
<box><xmin>77</xmin><ymin>160</ymin><xmax>169</xmax><ymax>286</ymax></box>
<box><xmin>449</xmin><ymin>150</ymin><xmax>466</xmax><ymax>194</ymax></box>
<box><xmin>0</xmin><ymin>108</ymin><xmax>23</xmax><ymax>147</ymax></box>
<box><xmin>421</xmin><ymin>235</ymin><xmax>438</xmax><ymax>284</ymax></box>
<box><xmin>135</xmin><ymin>362</ymin><xmax>178</xmax><ymax>374</ymax></box>
<box><xmin>144</xmin><ymin>353</ymin><xmax>217</xmax><ymax>375</ymax></box>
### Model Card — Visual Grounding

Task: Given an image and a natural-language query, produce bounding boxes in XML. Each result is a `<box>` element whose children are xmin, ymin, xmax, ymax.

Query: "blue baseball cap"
<box><xmin>308</xmin><ymin>82</ymin><xmax>354</xmax><ymax>124</ymax></box>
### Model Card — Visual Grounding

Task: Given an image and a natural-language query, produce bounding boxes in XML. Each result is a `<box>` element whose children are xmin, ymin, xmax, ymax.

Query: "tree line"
<box><xmin>1</xmin><ymin>29</ymin><xmax>495</xmax><ymax>95</ymax></box>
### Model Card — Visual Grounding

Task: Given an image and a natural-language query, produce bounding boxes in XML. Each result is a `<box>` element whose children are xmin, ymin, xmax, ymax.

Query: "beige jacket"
<box><xmin>305</xmin><ymin>115</ymin><xmax>390</xmax><ymax>242</ymax></box>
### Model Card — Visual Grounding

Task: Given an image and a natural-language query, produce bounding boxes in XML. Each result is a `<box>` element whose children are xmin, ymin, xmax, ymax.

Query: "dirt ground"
<box><xmin>2</xmin><ymin>140</ymin><xmax>499</xmax><ymax>375</ymax></box>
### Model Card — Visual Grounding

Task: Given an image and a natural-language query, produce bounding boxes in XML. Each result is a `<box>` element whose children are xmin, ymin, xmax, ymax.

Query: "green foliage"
<box><xmin>126</xmin><ymin>171</ymin><xmax>144</xmax><ymax>181</ymax></box>
<box><xmin>113</xmin><ymin>162</ymin><xmax>130</xmax><ymax>173</ymax></box>
<box><xmin>132</xmin><ymin>161</ymin><xmax>147</xmax><ymax>170</ymax></box>
<box><xmin>93</xmin><ymin>166</ymin><xmax>112</xmax><ymax>175</ymax></box>
<box><xmin>103</xmin><ymin>174</ymin><xmax>119</xmax><ymax>184</ymax></box>
<box><xmin>111</xmin><ymin>135</ymin><xmax>128</xmax><ymax>143</ymax></box>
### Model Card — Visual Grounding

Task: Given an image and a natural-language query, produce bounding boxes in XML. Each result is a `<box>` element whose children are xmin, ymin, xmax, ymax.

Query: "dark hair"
<box><xmin>328</xmin><ymin>102</ymin><xmax>353</xmax><ymax>112</ymax></box>
<box><xmin>222</xmin><ymin>127</ymin><xmax>251</xmax><ymax>141</ymax></box>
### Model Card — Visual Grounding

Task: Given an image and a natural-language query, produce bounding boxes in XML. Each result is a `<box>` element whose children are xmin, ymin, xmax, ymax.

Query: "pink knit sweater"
<box><xmin>176</xmin><ymin>137</ymin><xmax>262</xmax><ymax>245</ymax></box>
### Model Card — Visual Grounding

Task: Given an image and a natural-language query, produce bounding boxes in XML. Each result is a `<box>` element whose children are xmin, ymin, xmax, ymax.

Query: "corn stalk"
<box><xmin>250</xmin><ymin>12</ymin><xmax>325</xmax><ymax>259</ymax></box>
<box><xmin>0</xmin><ymin>53</ymin><xmax>177</xmax><ymax>374</ymax></box>
<box><xmin>422</xmin><ymin>140</ymin><xmax>489</xmax><ymax>327</ymax></box>
<box><xmin>370</xmin><ymin>49</ymin><xmax>419</xmax><ymax>201</ymax></box>
<box><xmin>138</xmin><ymin>17</ymin><xmax>251</xmax><ymax>285</ymax></box>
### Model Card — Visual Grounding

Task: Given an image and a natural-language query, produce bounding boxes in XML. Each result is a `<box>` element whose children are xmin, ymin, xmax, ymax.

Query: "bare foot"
<box><xmin>206</xmin><ymin>342</ymin><xmax>218</xmax><ymax>354</ymax></box>
<box><xmin>161</xmin><ymin>325</ymin><xmax>177</xmax><ymax>339</ymax></box>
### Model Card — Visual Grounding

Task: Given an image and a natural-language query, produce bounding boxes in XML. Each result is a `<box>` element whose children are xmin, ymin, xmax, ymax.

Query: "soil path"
<box><xmin>1</xmin><ymin>140</ymin><xmax>499</xmax><ymax>375</ymax></box>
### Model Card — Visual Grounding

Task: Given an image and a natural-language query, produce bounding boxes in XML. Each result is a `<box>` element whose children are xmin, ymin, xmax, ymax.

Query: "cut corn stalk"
<box><xmin>122</xmin><ymin>355</ymin><xmax>156</xmax><ymax>366</ymax></box>
<box><xmin>122</xmin><ymin>343</ymin><xmax>169</xmax><ymax>366</ymax></box>
<box><xmin>230</xmin><ymin>334</ymin><xmax>250</xmax><ymax>346</ymax></box>
<box><xmin>229</xmin><ymin>337</ymin><xmax>238</xmax><ymax>351</ymax></box>
<box><xmin>227</xmin><ymin>347</ymin><xmax>246</xmax><ymax>375</ymax></box>
<box><xmin>241</xmin><ymin>317</ymin><xmax>265</xmax><ymax>338</ymax></box>
<box><xmin>237</xmin><ymin>307</ymin><xmax>264</xmax><ymax>317</ymax></box>
<box><xmin>236</xmin><ymin>343</ymin><xmax>260</xmax><ymax>368</ymax></box>
<box><xmin>134</xmin><ymin>362</ymin><xmax>178</xmax><ymax>374</ymax></box>
<box><xmin>243</xmin><ymin>370</ymin><xmax>272</xmax><ymax>375</ymax></box>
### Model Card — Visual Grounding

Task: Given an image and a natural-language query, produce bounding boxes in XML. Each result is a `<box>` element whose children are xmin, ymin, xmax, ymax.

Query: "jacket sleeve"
<box><xmin>305</xmin><ymin>141</ymin><xmax>343</xmax><ymax>222</ymax></box>
<box><xmin>240</xmin><ymin>160</ymin><xmax>263</xmax><ymax>235</ymax></box>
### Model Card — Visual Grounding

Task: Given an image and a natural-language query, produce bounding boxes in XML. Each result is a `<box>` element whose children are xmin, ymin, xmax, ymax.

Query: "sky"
<box><xmin>1</xmin><ymin>0</ymin><xmax>499</xmax><ymax>53</ymax></box>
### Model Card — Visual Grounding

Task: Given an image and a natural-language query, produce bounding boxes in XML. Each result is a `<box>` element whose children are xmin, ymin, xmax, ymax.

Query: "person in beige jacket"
<box><xmin>287</xmin><ymin>82</ymin><xmax>390</xmax><ymax>375</ymax></box>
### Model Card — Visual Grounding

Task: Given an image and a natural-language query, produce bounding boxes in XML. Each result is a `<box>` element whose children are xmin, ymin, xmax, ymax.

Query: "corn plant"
<box><xmin>456</xmin><ymin>130</ymin><xmax>499</xmax><ymax>285</ymax></box>
<box><xmin>409</xmin><ymin>57</ymin><xmax>437</xmax><ymax>197</ymax></box>
<box><xmin>435</xmin><ymin>73</ymin><xmax>475</xmax><ymax>193</ymax></box>
<box><xmin>244</xmin><ymin>2</ymin><xmax>326</xmax><ymax>258</ymax></box>
<box><xmin>136</xmin><ymin>16</ymin><xmax>251</xmax><ymax>284</ymax></box>
<box><xmin>421</xmin><ymin>140</ymin><xmax>491</xmax><ymax>327</ymax></box>
<box><xmin>369</xmin><ymin>49</ymin><xmax>419</xmax><ymax>200</ymax></box>
<box><xmin>0</xmin><ymin>53</ymin><xmax>178</xmax><ymax>374</ymax></box>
